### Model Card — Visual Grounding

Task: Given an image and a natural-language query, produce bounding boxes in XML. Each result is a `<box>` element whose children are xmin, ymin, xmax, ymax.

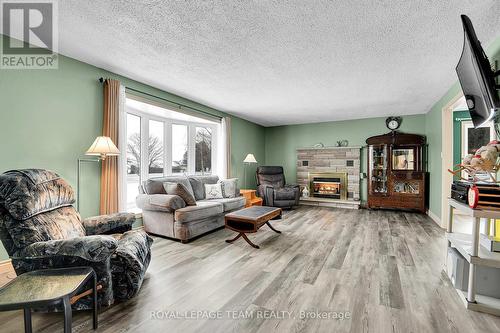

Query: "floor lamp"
<box><xmin>77</xmin><ymin>136</ymin><xmax>120</xmax><ymax>210</ymax></box>
<box><xmin>243</xmin><ymin>153</ymin><xmax>258</xmax><ymax>189</ymax></box>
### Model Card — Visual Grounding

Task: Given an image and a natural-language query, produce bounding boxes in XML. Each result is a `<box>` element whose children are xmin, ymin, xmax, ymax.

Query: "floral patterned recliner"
<box><xmin>0</xmin><ymin>169</ymin><xmax>153</xmax><ymax>309</ymax></box>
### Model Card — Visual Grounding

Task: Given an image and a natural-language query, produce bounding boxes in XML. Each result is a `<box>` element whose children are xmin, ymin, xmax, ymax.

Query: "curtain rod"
<box><xmin>98</xmin><ymin>77</ymin><xmax>222</xmax><ymax>120</ymax></box>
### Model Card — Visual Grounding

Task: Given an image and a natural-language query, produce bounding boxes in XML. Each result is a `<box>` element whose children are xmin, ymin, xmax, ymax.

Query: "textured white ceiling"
<box><xmin>9</xmin><ymin>1</ymin><xmax>500</xmax><ymax>126</ymax></box>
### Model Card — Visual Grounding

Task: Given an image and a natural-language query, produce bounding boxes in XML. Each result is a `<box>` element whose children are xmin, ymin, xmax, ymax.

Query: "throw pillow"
<box><xmin>219</xmin><ymin>178</ymin><xmax>238</xmax><ymax>198</ymax></box>
<box><xmin>204</xmin><ymin>183</ymin><xmax>223</xmax><ymax>199</ymax></box>
<box><xmin>163</xmin><ymin>182</ymin><xmax>197</xmax><ymax>206</ymax></box>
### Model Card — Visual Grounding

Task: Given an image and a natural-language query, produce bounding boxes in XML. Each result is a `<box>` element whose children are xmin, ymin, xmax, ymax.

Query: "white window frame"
<box><xmin>120</xmin><ymin>96</ymin><xmax>219</xmax><ymax>210</ymax></box>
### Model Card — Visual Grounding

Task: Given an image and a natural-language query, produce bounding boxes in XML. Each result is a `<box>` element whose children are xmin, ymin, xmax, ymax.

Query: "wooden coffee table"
<box><xmin>225</xmin><ymin>206</ymin><xmax>282</xmax><ymax>249</ymax></box>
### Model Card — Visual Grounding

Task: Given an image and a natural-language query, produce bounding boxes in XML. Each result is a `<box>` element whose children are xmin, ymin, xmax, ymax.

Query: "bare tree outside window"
<box><xmin>126</xmin><ymin>114</ymin><xmax>141</xmax><ymax>210</ymax></box>
<box><xmin>172</xmin><ymin>124</ymin><xmax>188</xmax><ymax>174</ymax></box>
<box><xmin>127</xmin><ymin>133</ymin><xmax>164</xmax><ymax>175</ymax></box>
<box><xmin>195</xmin><ymin>127</ymin><xmax>212</xmax><ymax>174</ymax></box>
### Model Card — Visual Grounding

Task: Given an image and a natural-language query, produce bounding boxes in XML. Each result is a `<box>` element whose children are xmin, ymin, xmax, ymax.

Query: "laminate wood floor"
<box><xmin>1</xmin><ymin>206</ymin><xmax>500</xmax><ymax>332</ymax></box>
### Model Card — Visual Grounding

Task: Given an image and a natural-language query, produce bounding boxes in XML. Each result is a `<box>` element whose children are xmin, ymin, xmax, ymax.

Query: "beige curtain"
<box><xmin>100</xmin><ymin>79</ymin><xmax>121</xmax><ymax>214</ymax></box>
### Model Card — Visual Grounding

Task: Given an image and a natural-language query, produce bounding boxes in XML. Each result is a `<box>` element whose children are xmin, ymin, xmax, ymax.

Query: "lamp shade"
<box><xmin>243</xmin><ymin>153</ymin><xmax>257</xmax><ymax>163</ymax></box>
<box><xmin>85</xmin><ymin>136</ymin><xmax>120</xmax><ymax>159</ymax></box>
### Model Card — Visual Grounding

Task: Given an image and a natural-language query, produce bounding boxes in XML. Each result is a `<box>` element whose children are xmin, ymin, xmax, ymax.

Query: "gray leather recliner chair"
<box><xmin>256</xmin><ymin>166</ymin><xmax>300</xmax><ymax>208</ymax></box>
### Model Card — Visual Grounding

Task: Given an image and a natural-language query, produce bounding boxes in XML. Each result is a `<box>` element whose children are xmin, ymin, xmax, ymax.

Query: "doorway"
<box><xmin>441</xmin><ymin>94</ymin><xmax>466</xmax><ymax>227</ymax></box>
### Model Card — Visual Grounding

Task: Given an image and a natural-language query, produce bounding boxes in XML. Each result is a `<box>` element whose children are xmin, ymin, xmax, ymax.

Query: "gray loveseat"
<box><xmin>137</xmin><ymin>175</ymin><xmax>245</xmax><ymax>243</ymax></box>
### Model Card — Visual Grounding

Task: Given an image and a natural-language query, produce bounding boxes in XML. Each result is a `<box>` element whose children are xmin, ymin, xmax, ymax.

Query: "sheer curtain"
<box><xmin>217</xmin><ymin>116</ymin><xmax>231</xmax><ymax>179</ymax></box>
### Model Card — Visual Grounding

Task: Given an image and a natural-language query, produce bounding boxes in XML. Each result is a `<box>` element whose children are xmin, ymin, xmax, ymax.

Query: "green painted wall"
<box><xmin>264</xmin><ymin>114</ymin><xmax>427</xmax><ymax>203</ymax></box>
<box><xmin>424</xmin><ymin>36</ymin><xmax>500</xmax><ymax>219</ymax></box>
<box><xmin>230</xmin><ymin>117</ymin><xmax>266</xmax><ymax>189</ymax></box>
<box><xmin>0</xmin><ymin>34</ymin><xmax>265</xmax><ymax>260</ymax></box>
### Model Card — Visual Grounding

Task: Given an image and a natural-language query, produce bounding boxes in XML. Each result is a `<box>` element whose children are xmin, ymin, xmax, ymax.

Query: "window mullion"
<box><xmin>165</xmin><ymin>120</ymin><xmax>172</xmax><ymax>175</ymax></box>
<box><xmin>141</xmin><ymin>116</ymin><xmax>149</xmax><ymax>181</ymax></box>
<box><xmin>188</xmin><ymin>125</ymin><xmax>196</xmax><ymax>174</ymax></box>
<box><xmin>211</xmin><ymin>124</ymin><xmax>218</xmax><ymax>176</ymax></box>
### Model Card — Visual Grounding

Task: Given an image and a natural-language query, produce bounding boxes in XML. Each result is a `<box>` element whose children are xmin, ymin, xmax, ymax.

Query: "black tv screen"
<box><xmin>456</xmin><ymin>15</ymin><xmax>500</xmax><ymax>128</ymax></box>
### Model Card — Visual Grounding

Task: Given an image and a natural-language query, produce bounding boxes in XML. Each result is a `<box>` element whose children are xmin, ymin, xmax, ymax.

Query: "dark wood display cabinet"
<box><xmin>366</xmin><ymin>131</ymin><xmax>427</xmax><ymax>213</ymax></box>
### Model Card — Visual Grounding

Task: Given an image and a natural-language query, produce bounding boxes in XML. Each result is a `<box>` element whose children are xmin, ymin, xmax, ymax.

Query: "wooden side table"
<box><xmin>240</xmin><ymin>189</ymin><xmax>263</xmax><ymax>207</ymax></box>
<box><xmin>0</xmin><ymin>267</ymin><xmax>98</xmax><ymax>333</ymax></box>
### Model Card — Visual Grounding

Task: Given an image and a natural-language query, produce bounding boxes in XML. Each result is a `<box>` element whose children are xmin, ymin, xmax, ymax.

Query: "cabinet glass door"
<box><xmin>369</xmin><ymin>145</ymin><xmax>388</xmax><ymax>194</ymax></box>
<box><xmin>392</xmin><ymin>148</ymin><xmax>415</xmax><ymax>171</ymax></box>
<box><xmin>392</xmin><ymin>180</ymin><xmax>420</xmax><ymax>195</ymax></box>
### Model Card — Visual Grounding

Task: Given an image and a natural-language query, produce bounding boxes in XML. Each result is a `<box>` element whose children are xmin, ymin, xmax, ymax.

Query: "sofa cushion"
<box><xmin>199</xmin><ymin>197</ymin><xmax>245</xmax><ymax>212</ymax></box>
<box><xmin>274</xmin><ymin>187</ymin><xmax>297</xmax><ymax>201</ymax></box>
<box><xmin>143</xmin><ymin>176</ymin><xmax>194</xmax><ymax>197</ymax></box>
<box><xmin>136</xmin><ymin>194</ymin><xmax>186</xmax><ymax>212</ymax></box>
<box><xmin>174</xmin><ymin>201</ymin><xmax>223</xmax><ymax>223</ymax></box>
<box><xmin>5</xmin><ymin>206</ymin><xmax>86</xmax><ymax>248</ymax></box>
<box><xmin>204</xmin><ymin>183</ymin><xmax>223</xmax><ymax>199</ymax></box>
<box><xmin>0</xmin><ymin>169</ymin><xmax>75</xmax><ymax>220</ymax></box>
<box><xmin>219</xmin><ymin>178</ymin><xmax>238</xmax><ymax>198</ymax></box>
<box><xmin>164</xmin><ymin>182</ymin><xmax>197</xmax><ymax>206</ymax></box>
<box><xmin>188</xmin><ymin>175</ymin><xmax>219</xmax><ymax>200</ymax></box>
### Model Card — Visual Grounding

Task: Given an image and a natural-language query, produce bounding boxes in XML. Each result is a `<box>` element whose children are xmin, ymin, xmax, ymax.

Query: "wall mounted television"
<box><xmin>456</xmin><ymin>15</ymin><xmax>500</xmax><ymax>128</ymax></box>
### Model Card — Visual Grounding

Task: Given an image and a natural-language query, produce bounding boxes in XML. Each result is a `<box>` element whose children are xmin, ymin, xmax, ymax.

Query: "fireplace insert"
<box><xmin>309</xmin><ymin>173</ymin><xmax>347</xmax><ymax>200</ymax></box>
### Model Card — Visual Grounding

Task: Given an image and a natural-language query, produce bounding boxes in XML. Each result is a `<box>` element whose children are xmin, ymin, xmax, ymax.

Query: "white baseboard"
<box><xmin>427</xmin><ymin>209</ymin><xmax>442</xmax><ymax>228</ymax></box>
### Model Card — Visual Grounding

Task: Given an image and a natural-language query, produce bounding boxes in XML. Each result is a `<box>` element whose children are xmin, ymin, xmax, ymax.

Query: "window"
<box><xmin>121</xmin><ymin>96</ymin><xmax>220</xmax><ymax>211</ymax></box>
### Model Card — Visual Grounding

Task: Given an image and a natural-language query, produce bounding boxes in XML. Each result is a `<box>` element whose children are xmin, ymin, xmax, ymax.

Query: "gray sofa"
<box><xmin>136</xmin><ymin>175</ymin><xmax>245</xmax><ymax>243</ymax></box>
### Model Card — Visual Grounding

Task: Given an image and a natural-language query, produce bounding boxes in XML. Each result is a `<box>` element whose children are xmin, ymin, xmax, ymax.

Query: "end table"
<box><xmin>240</xmin><ymin>189</ymin><xmax>263</xmax><ymax>207</ymax></box>
<box><xmin>0</xmin><ymin>267</ymin><xmax>98</xmax><ymax>333</ymax></box>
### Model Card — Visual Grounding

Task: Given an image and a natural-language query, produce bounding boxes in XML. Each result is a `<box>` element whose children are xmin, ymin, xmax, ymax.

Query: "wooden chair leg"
<box><xmin>70</xmin><ymin>285</ymin><xmax>102</xmax><ymax>305</ymax></box>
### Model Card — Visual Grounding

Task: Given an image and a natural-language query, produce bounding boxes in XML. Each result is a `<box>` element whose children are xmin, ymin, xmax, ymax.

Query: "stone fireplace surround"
<box><xmin>296</xmin><ymin>146</ymin><xmax>361</xmax><ymax>209</ymax></box>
